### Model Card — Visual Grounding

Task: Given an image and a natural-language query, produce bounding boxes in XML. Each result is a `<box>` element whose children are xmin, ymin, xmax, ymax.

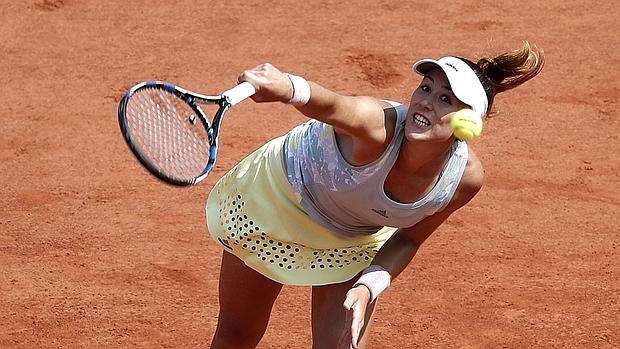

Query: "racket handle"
<box><xmin>223</xmin><ymin>81</ymin><xmax>256</xmax><ymax>106</ymax></box>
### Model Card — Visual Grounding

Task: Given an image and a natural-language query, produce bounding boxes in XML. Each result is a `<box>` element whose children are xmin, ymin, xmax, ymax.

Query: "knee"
<box><xmin>211</xmin><ymin>315</ymin><xmax>267</xmax><ymax>349</ymax></box>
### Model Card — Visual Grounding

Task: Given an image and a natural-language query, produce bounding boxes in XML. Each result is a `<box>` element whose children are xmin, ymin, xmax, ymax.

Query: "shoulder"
<box><xmin>380</xmin><ymin>100</ymin><xmax>407</xmax><ymax>120</ymax></box>
<box><xmin>336</xmin><ymin>98</ymin><xmax>403</xmax><ymax>165</ymax></box>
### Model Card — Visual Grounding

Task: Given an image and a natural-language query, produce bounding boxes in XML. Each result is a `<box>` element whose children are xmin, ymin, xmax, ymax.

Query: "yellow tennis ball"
<box><xmin>450</xmin><ymin>109</ymin><xmax>483</xmax><ymax>141</ymax></box>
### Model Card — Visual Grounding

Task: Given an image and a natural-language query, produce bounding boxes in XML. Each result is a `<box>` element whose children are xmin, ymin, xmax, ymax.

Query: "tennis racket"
<box><xmin>118</xmin><ymin>80</ymin><xmax>256</xmax><ymax>186</ymax></box>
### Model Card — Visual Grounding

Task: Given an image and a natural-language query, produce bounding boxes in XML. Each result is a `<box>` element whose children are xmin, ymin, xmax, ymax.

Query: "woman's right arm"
<box><xmin>239</xmin><ymin>63</ymin><xmax>391</xmax><ymax>152</ymax></box>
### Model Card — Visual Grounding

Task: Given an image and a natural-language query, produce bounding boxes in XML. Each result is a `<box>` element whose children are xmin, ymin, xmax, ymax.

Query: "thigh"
<box><xmin>211</xmin><ymin>251</ymin><xmax>283</xmax><ymax>349</ymax></box>
<box><xmin>311</xmin><ymin>277</ymin><xmax>378</xmax><ymax>349</ymax></box>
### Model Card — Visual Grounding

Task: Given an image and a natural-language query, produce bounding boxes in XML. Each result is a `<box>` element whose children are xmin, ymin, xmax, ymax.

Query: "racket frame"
<box><xmin>118</xmin><ymin>80</ymin><xmax>254</xmax><ymax>186</ymax></box>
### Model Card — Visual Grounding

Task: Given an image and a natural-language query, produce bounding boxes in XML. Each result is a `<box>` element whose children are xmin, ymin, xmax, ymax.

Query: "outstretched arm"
<box><xmin>238</xmin><ymin>63</ymin><xmax>390</xmax><ymax>150</ymax></box>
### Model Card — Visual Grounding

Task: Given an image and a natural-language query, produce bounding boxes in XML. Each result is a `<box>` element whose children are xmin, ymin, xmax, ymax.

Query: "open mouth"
<box><xmin>413</xmin><ymin>113</ymin><xmax>431</xmax><ymax>127</ymax></box>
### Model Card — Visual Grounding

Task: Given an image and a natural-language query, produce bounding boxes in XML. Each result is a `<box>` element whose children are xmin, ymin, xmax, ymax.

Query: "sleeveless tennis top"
<box><xmin>283</xmin><ymin>103</ymin><xmax>469</xmax><ymax>237</ymax></box>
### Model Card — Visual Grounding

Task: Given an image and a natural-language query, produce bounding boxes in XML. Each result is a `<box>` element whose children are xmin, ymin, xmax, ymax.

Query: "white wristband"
<box><xmin>284</xmin><ymin>73</ymin><xmax>311</xmax><ymax>105</ymax></box>
<box><xmin>353</xmin><ymin>265</ymin><xmax>391</xmax><ymax>303</ymax></box>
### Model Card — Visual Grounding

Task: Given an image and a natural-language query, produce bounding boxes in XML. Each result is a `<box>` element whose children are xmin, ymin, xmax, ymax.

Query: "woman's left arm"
<box><xmin>341</xmin><ymin>154</ymin><xmax>485</xmax><ymax>348</ymax></box>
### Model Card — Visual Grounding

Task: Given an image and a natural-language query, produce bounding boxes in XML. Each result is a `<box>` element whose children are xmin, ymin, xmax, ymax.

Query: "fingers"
<box><xmin>237</xmin><ymin>63</ymin><xmax>271</xmax><ymax>84</ymax></box>
<box><xmin>342</xmin><ymin>288</ymin><xmax>369</xmax><ymax>349</ymax></box>
<box><xmin>236</xmin><ymin>63</ymin><xmax>293</xmax><ymax>103</ymax></box>
<box><xmin>343</xmin><ymin>296</ymin><xmax>355</xmax><ymax>311</ymax></box>
<box><xmin>350</xmin><ymin>305</ymin><xmax>364</xmax><ymax>348</ymax></box>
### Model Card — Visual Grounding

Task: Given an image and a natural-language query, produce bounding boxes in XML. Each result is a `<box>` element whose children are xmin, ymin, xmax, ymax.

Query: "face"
<box><xmin>405</xmin><ymin>68</ymin><xmax>469</xmax><ymax>142</ymax></box>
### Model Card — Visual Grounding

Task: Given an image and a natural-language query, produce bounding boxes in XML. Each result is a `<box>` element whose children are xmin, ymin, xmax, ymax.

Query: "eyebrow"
<box><xmin>424</xmin><ymin>75</ymin><xmax>453</xmax><ymax>91</ymax></box>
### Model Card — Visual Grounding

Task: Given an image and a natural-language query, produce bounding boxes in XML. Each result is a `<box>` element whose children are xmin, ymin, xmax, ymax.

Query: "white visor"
<box><xmin>413</xmin><ymin>56</ymin><xmax>488</xmax><ymax>119</ymax></box>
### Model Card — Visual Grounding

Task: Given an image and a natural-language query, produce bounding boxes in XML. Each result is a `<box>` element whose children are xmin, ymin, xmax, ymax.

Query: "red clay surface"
<box><xmin>1</xmin><ymin>0</ymin><xmax>618</xmax><ymax>348</ymax></box>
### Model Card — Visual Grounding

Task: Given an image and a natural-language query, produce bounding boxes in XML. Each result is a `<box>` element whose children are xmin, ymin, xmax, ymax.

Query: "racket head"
<box><xmin>118</xmin><ymin>81</ymin><xmax>217</xmax><ymax>186</ymax></box>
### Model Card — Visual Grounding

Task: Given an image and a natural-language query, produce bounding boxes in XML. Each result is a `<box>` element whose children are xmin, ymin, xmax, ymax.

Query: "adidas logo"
<box><xmin>371</xmin><ymin>208</ymin><xmax>389</xmax><ymax>218</ymax></box>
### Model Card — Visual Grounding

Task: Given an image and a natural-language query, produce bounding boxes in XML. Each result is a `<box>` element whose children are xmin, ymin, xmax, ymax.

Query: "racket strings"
<box><xmin>125</xmin><ymin>87</ymin><xmax>210</xmax><ymax>181</ymax></box>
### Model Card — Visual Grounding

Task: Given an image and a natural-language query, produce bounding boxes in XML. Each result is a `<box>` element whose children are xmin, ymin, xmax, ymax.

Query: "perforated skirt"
<box><xmin>205</xmin><ymin>135</ymin><xmax>397</xmax><ymax>286</ymax></box>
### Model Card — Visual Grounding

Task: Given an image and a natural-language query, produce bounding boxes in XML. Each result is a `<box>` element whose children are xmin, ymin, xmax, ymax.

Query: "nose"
<box><xmin>419</xmin><ymin>97</ymin><xmax>433</xmax><ymax>111</ymax></box>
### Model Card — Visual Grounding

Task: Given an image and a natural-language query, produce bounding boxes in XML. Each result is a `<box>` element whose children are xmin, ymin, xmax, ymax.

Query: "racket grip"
<box><xmin>223</xmin><ymin>81</ymin><xmax>256</xmax><ymax>106</ymax></box>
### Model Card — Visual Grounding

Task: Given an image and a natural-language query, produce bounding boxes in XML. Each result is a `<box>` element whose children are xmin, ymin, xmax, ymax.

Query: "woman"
<box><xmin>205</xmin><ymin>41</ymin><xmax>544</xmax><ymax>348</ymax></box>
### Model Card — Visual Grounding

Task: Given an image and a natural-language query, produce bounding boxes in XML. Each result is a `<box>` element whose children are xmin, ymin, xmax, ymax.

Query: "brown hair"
<box><xmin>459</xmin><ymin>41</ymin><xmax>545</xmax><ymax>116</ymax></box>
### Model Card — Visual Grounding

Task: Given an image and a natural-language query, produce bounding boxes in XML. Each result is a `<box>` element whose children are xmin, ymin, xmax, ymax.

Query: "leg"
<box><xmin>311</xmin><ymin>276</ymin><xmax>378</xmax><ymax>349</ymax></box>
<box><xmin>211</xmin><ymin>251</ymin><xmax>283</xmax><ymax>349</ymax></box>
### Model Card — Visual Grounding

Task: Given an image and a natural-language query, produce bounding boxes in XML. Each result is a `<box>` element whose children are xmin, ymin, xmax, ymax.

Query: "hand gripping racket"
<box><xmin>118</xmin><ymin>81</ymin><xmax>256</xmax><ymax>186</ymax></box>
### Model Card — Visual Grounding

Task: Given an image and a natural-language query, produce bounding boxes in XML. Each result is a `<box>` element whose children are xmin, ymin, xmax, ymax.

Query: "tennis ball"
<box><xmin>450</xmin><ymin>109</ymin><xmax>483</xmax><ymax>141</ymax></box>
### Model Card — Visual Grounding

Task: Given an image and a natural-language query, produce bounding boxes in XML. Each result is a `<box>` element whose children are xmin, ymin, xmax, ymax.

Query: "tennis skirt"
<box><xmin>205</xmin><ymin>135</ymin><xmax>398</xmax><ymax>286</ymax></box>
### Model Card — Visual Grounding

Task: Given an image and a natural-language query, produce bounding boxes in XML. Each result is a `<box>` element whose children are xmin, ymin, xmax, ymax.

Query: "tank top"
<box><xmin>283</xmin><ymin>103</ymin><xmax>469</xmax><ymax>237</ymax></box>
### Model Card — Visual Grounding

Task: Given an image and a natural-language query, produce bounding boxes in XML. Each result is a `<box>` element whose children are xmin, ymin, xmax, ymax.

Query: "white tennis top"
<box><xmin>283</xmin><ymin>103</ymin><xmax>469</xmax><ymax>236</ymax></box>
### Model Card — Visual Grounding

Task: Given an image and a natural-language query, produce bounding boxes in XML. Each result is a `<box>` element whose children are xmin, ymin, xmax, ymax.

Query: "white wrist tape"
<box><xmin>353</xmin><ymin>265</ymin><xmax>391</xmax><ymax>303</ymax></box>
<box><xmin>284</xmin><ymin>73</ymin><xmax>311</xmax><ymax>105</ymax></box>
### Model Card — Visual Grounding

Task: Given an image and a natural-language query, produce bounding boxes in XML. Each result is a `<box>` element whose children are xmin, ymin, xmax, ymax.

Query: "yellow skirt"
<box><xmin>205</xmin><ymin>136</ymin><xmax>398</xmax><ymax>285</ymax></box>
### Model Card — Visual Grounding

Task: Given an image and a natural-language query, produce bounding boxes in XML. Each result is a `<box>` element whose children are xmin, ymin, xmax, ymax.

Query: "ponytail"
<box><xmin>478</xmin><ymin>41</ymin><xmax>545</xmax><ymax>94</ymax></box>
<box><xmin>458</xmin><ymin>41</ymin><xmax>545</xmax><ymax>116</ymax></box>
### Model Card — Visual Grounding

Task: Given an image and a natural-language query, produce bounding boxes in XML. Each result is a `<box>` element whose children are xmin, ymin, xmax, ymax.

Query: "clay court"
<box><xmin>1</xmin><ymin>0</ymin><xmax>618</xmax><ymax>348</ymax></box>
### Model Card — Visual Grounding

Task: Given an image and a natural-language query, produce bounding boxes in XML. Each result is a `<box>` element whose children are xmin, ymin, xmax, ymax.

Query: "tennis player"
<box><xmin>205</xmin><ymin>41</ymin><xmax>544</xmax><ymax>348</ymax></box>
